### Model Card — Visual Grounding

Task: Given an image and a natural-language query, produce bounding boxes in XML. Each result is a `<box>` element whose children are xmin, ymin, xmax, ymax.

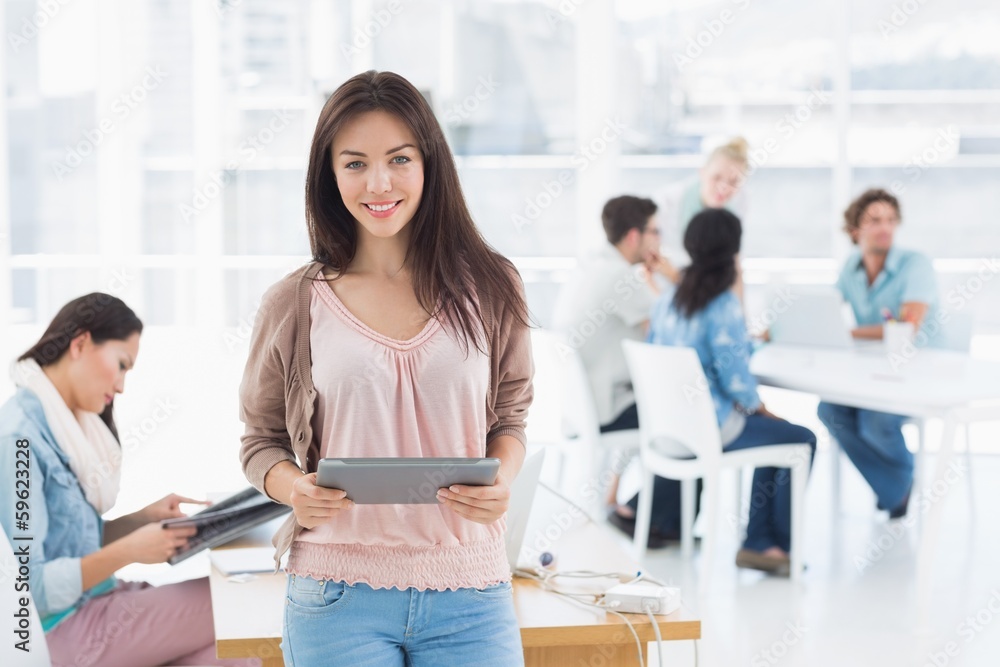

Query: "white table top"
<box><xmin>750</xmin><ymin>344</ymin><xmax>1000</xmax><ymax>416</ymax></box>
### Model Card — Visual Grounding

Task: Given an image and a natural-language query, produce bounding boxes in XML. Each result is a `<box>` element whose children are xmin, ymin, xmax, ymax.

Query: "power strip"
<box><xmin>604</xmin><ymin>582</ymin><xmax>682</xmax><ymax>615</ymax></box>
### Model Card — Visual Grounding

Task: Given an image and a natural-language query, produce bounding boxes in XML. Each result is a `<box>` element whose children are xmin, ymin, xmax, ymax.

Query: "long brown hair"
<box><xmin>305</xmin><ymin>70</ymin><xmax>529</xmax><ymax>351</ymax></box>
<box><xmin>19</xmin><ymin>293</ymin><xmax>143</xmax><ymax>441</ymax></box>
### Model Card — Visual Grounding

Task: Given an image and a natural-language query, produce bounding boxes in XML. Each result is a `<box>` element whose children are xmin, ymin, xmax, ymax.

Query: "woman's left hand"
<box><xmin>140</xmin><ymin>493</ymin><xmax>211</xmax><ymax>523</ymax></box>
<box><xmin>437</xmin><ymin>471</ymin><xmax>511</xmax><ymax>525</ymax></box>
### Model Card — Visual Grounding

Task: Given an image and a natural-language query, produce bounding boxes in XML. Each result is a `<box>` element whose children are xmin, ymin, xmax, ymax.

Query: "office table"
<box><xmin>210</xmin><ymin>490</ymin><xmax>701</xmax><ymax>666</ymax></box>
<box><xmin>750</xmin><ymin>343</ymin><xmax>1000</xmax><ymax>625</ymax></box>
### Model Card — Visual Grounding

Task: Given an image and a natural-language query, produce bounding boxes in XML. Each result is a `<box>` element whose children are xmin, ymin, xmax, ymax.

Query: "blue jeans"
<box><xmin>726</xmin><ymin>415</ymin><xmax>817</xmax><ymax>553</ymax></box>
<box><xmin>281</xmin><ymin>575</ymin><xmax>524</xmax><ymax>667</ymax></box>
<box><xmin>817</xmin><ymin>402</ymin><xmax>911</xmax><ymax>511</ymax></box>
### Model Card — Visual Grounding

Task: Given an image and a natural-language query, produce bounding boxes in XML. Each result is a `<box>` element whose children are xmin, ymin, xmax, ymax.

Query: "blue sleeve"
<box><xmin>646</xmin><ymin>293</ymin><xmax>672</xmax><ymax>344</ymax></box>
<box><xmin>901</xmin><ymin>253</ymin><xmax>938</xmax><ymax>304</ymax></box>
<box><xmin>704</xmin><ymin>295</ymin><xmax>761</xmax><ymax>411</ymax></box>
<box><xmin>0</xmin><ymin>422</ymin><xmax>84</xmax><ymax>618</ymax></box>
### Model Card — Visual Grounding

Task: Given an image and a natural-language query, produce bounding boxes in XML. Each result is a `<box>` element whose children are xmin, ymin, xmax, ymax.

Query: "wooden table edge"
<box><xmin>520</xmin><ymin>619</ymin><xmax>701</xmax><ymax>647</ymax></box>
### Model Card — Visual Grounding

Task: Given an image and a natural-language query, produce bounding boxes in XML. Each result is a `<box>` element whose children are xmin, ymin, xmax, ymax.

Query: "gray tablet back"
<box><xmin>316</xmin><ymin>457</ymin><xmax>500</xmax><ymax>504</ymax></box>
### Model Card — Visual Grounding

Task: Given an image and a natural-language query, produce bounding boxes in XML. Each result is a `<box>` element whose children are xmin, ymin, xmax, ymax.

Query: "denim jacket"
<box><xmin>647</xmin><ymin>290</ymin><xmax>761</xmax><ymax>427</ymax></box>
<box><xmin>0</xmin><ymin>387</ymin><xmax>114</xmax><ymax>631</ymax></box>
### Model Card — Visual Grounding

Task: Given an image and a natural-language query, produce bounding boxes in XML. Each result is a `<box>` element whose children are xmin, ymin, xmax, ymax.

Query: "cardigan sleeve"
<box><xmin>239</xmin><ymin>281</ymin><xmax>299</xmax><ymax>497</ymax></box>
<box><xmin>485</xmin><ymin>269</ymin><xmax>534</xmax><ymax>449</ymax></box>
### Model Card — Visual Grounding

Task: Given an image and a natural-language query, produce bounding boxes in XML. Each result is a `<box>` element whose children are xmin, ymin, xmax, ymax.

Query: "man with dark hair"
<box><xmin>818</xmin><ymin>187</ymin><xmax>940</xmax><ymax>519</ymax></box>
<box><xmin>553</xmin><ymin>195</ymin><xmax>680</xmax><ymax>545</ymax></box>
<box><xmin>554</xmin><ymin>195</ymin><xmax>673</xmax><ymax>432</ymax></box>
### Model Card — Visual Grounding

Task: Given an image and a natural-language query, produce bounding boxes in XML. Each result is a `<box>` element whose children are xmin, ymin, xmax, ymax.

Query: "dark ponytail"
<box><xmin>672</xmin><ymin>209</ymin><xmax>742</xmax><ymax>318</ymax></box>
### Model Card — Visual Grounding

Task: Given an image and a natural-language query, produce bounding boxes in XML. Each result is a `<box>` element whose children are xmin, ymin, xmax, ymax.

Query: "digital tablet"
<box><xmin>316</xmin><ymin>457</ymin><xmax>501</xmax><ymax>504</ymax></box>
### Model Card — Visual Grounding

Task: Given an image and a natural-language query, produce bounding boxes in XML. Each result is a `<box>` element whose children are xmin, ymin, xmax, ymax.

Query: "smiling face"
<box><xmin>700</xmin><ymin>155</ymin><xmax>745</xmax><ymax>208</ymax></box>
<box><xmin>65</xmin><ymin>331</ymin><xmax>140</xmax><ymax>414</ymax></box>
<box><xmin>331</xmin><ymin>110</ymin><xmax>425</xmax><ymax>241</ymax></box>
<box><xmin>855</xmin><ymin>200</ymin><xmax>900</xmax><ymax>255</ymax></box>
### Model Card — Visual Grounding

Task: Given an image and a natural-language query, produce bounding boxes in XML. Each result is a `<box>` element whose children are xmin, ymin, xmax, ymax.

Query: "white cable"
<box><xmin>693</xmin><ymin>638</ymin><xmax>700</xmax><ymax>667</ymax></box>
<box><xmin>515</xmin><ymin>567</ymin><xmax>645</xmax><ymax>667</ymax></box>
<box><xmin>645</xmin><ymin>604</ymin><xmax>664</xmax><ymax>667</ymax></box>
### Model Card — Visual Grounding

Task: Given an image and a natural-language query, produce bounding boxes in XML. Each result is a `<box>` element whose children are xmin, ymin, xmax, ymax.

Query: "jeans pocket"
<box><xmin>464</xmin><ymin>581</ymin><xmax>513</xmax><ymax>602</ymax></box>
<box><xmin>286</xmin><ymin>575</ymin><xmax>352</xmax><ymax>615</ymax></box>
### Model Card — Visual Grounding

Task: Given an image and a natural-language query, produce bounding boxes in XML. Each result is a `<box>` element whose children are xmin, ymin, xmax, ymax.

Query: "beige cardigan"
<box><xmin>239</xmin><ymin>261</ymin><xmax>534</xmax><ymax>565</ymax></box>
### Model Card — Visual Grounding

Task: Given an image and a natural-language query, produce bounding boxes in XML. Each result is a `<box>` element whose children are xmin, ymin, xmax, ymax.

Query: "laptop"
<box><xmin>504</xmin><ymin>449</ymin><xmax>545</xmax><ymax>572</ymax></box>
<box><xmin>768</xmin><ymin>286</ymin><xmax>856</xmax><ymax>349</ymax></box>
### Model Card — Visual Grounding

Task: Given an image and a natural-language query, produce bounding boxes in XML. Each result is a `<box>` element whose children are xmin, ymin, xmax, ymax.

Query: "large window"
<box><xmin>4</xmin><ymin>0</ymin><xmax>1000</xmax><ymax>330</ymax></box>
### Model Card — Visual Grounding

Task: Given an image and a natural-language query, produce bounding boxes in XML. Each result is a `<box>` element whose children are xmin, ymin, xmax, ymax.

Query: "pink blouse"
<box><xmin>284</xmin><ymin>277</ymin><xmax>509</xmax><ymax>591</ymax></box>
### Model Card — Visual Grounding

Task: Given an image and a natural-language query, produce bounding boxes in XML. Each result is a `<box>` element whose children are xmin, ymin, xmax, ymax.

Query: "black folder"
<box><xmin>160</xmin><ymin>487</ymin><xmax>291</xmax><ymax>565</ymax></box>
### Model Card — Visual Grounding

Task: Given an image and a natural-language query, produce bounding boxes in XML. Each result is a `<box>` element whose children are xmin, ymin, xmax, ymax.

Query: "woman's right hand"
<box><xmin>121</xmin><ymin>523</ymin><xmax>198</xmax><ymax>564</ymax></box>
<box><xmin>289</xmin><ymin>472</ymin><xmax>354</xmax><ymax>529</ymax></box>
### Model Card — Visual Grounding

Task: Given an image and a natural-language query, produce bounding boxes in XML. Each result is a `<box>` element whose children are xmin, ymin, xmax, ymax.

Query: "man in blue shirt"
<box><xmin>818</xmin><ymin>188</ymin><xmax>939</xmax><ymax>519</ymax></box>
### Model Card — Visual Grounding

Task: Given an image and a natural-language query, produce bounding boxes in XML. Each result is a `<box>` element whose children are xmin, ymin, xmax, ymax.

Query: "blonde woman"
<box><xmin>656</xmin><ymin>137</ymin><xmax>750</xmax><ymax>268</ymax></box>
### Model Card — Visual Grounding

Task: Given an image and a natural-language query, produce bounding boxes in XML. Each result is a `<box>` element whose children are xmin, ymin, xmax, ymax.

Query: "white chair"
<box><xmin>1</xmin><ymin>523</ymin><xmax>52</xmax><ymax>666</ymax></box>
<box><xmin>905</xmin><ymin>312</ymin><xmax>982</xmax><ymax>513</ymax></box>
<box><xmin>622</xmin><ymin>340</ymin><xmax>812</xmax><ymax>581</ymax></box>
<box><xmin>528</xmin><ymin>329</ymin><xmax>640</xmax><ymax>508</ymax></box>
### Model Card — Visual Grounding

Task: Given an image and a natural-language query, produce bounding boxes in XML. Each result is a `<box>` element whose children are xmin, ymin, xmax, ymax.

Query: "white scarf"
<box><xmin>12</xmin><ymin>358</ymin><xmax>122</xmax><ymax>514</ymax></box>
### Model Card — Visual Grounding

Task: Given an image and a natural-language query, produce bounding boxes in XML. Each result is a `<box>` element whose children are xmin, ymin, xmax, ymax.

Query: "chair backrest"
<box><xmin>0</xmin><ymin>523</ymin><xmax>52</xmax><ymax>665</ymax></box>
<box><xmin>622</xmin><ymin>340</ymin><xmax>723</xmax><ymax>462</ymax></box>
<box><xmin>527</xmin><ymin>329</ymin><xmax>601</xmax><ymax>450</ymax></box>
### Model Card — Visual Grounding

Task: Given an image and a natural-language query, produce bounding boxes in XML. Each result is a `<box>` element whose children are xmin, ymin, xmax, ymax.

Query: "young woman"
<box><xmin>623</xmin><ymin>209</ymin><xmax>816</xmax><ymax>575</ymax></box>
<box><xmin>0</xmin><ymin>293</ymin><xmax>256</xmax><ymax>667</ymax></box>
<box><xmin>239</xmin><ymin>71</ymin><xmax>533</xmax><ymax>666</ymax></box>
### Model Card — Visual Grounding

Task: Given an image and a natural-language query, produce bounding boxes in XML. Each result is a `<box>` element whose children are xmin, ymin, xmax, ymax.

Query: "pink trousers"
<box><xmin>46</xmin><ymin>577</ymin><xmax>262</xmax><ymax>667</ymax></box>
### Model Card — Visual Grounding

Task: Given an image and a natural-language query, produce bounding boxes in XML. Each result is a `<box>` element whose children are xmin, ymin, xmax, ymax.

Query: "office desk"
<box><xmin>750</xmin><ymin>344</ymin><xmax>1000</xmax><ymax>625</ymax></box>
<box><xmin>210</xmin><ymin>492</ymin><xmax>700</xmax><ymax>666</ymax></box>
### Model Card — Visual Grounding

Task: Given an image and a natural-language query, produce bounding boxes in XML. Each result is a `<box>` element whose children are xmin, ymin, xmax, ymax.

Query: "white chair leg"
<box><xmin>790</xmin><ymin>459</ymin><xmax>808</xmax><ymax>581</ymax></box>
<box><xmin>962</xmin><ymin>423</ymin><xmax>975</xmax><ymax>516</ymax></box>
<box><xmin>634</xmin><ymin>469</ymin><xmax>655</xmax><ymax>561</ymax></box>
<box><xmin>733</xmin><ymin>468</ymin><xmax>744</xmax><ymax>535</ymax></box>
<box><xmin>595</xmin><ymin>447</ymin><xmax>613</xmax><ymax>510</ymax></box>
<box><xmin>830</xmin><ymin>437</ymin><xmax>841</xmax><ymax>522</ymax></box>
<box><xmin>912</xmin><ymin>418</ymin><xmax>927</xmax><ymax>503</ymax></box>
<box><xmin>699</xmin><ymin>473</ymin><xmax>719</xmax><ymax>585</ymax></box>
<box><xmin>680</xmin><ymin>477</ymin><xmax>697</xmax><ymax>561</ymax></box>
